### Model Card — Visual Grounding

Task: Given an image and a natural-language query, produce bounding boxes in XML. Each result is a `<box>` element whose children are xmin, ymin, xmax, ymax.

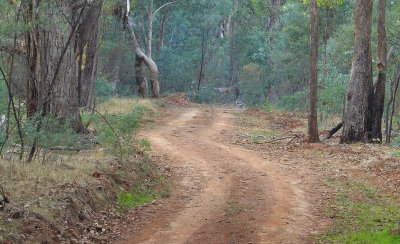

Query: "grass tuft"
<box><xmin>321</xmin><ymin>179</ymin><xmax>400</xmax><ymax>243</ymax></box>
<box><xmin>118</xmin><ymin>191</ymin><xmax>155</xmax><ymax>207</ymax></box>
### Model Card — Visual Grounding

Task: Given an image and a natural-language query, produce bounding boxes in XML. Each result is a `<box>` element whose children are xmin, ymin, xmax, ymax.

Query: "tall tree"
<box><xmin>135</xmin><ymin>56</ymin><xmax>149</xmax><ymax>97</ymax></box>
<box><xmin>77</xmin><ymin>0</ymin><xmax>103</xmax><ymax>107</ymax></box>
<box><xmin>371</xmin><ymin>0</ymin><xmax>387</xmax><ymax>142</ymax></box>
<box><xmin>341</xmin><ymin>0</ymin><xmax>374</xmax><ymax>143</ymax></box>
<box><xmin>126</xmin><ymin>0</ymin><xmax>177</xmax><ymax>98</ymax></box>
<box><xmin>229</xmin><ymin>0</ymin><xmax>239</xmax><ymax>98</ymax></box>
<box><xmin>308</xmin><ymin>0</ymin><xmax>320</xmax><ymax>143</ymax></box>
<box><xmin>25</xmin><ymin>0</ymin><xmax>96</xmax><ymax>132</ymax></box>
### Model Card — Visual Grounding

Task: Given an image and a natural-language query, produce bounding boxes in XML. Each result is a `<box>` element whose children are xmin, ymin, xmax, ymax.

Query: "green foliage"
<box><xmin>262</xmin><ymin>99</ymin><xmax>273</xmax><ymax>113</ymax></box>
<box><xmin>23</xmin><ymin>115</ymin><xmax>81</xmax><ymax>150</ymax></box>
<box><xmin>249</xmin><ymin>0</ymin><xmax>271</xmax><ymax>16</ymax></box>
<box><xmin>95</xmin><ymin>0</ymin><xmax>357</xmax><ymax>111</ymax></box>
<box><xmin>239</xmin><ymin>63</ymin><xmax>267</xmax><ymax>106</ymax></box>
<box><xmin>278</xmin><ymin>91</ymin><xmax>307</xmax><ymax>111</ymax></box>
<box><xmin>302</xmin><ymin>0</ymin><xmax>344</xmax><ymax>8</ymax></box>
<box><xmin>322</xmin><ymin>180</ymin><xmax>400</xmax><ymax>243</ymax></box>
<box><xmin>392</xmin><ymin>115</ymin><xmax>400</xmax><ymax>147</ymax></box>
<box><xmin>226</xmin><ymin>201</ymin><xmax>246</xmax><ymax>215</ymax></box>
<box><xmin>94</xmin><ymin>74</ymin><xmax>114</xmax><ymax>98</ymax></box>
<box><xmin>118</xmin><ymin>190</ymin><xmax>155</xmax><ymax>207</ymax></box>
<box><xmin>319</xmin><ymin>65</ymin><xmax>348</xmax><ymax>116</ymax></box>
<box><xmin>250</xmin><ymin>129</ymin><xmax>278</xmax><ymax>137</ymax></box>
<box><xmin>193</xmin><ymin>85</ymin><xmax>224</xmax><ymax>104</ymax></box>
<box><xmin>84</xmin><ymin>105</ymin><xmax>152</xmax><ymax>157</ymax></box>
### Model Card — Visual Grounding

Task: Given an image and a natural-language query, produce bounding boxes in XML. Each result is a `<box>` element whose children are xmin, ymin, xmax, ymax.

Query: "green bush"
<box><xmin>278</xmin><ymin>91</ymin><xmax>307</xmax><ymax>111</ymax></box>
<box><xmin>118</xmin><ymin>190</ymin><xmax>154</xmax><ymax>207</ymax></box>
<box><xmin>94</xmin><ymin>74</ymin><xmax>114</xmax><ymax>98</ymax></box>
<box><xmin>194</xmin><ymin>86</ymin><xmax>226</xmax><ymax>104</ymax></box>
<box><xmin>262</xmin><ymin>99</ymin><xmax>273</xmax><ymax>113</ymax></box>
<box><xmin>86</xmin><ymin>105</ymin><xmax>152</xmax><ymax>157</ymax></box>
<box><xmin>23</xmin><ymin>114</ymin><xmax>81</xmax><ymax>150</ymax></box>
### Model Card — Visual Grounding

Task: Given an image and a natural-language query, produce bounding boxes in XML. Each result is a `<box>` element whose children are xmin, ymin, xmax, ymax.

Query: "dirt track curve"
<box><xmin>124</xmin><ymin>107</ymin><xmax>314</xmax><ymax>244</ymax></box>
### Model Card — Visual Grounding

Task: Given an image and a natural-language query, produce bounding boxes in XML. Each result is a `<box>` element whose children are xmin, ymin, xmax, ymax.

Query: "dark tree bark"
<box><xmin>198</xmin><ymin>24</ymin><xmax>208</xmax><ymax>90</ymax></box>
<box><xmin>326</xmin><ymin>122</ymin><xmax>343</xmax><ymax>139</ymax></box>
<box><xmin>308</xmin><ymin>0</ymin><xmax>320</xmax><ymax>143</ymax></box>
<box><xmin>158</xmin><ymin>13</ymin><xmax>167</xmax><ymax>53</ymax></box>
<box><xmin>229</xmin><ymin>0</ymin><xmax>239</xmax><ymax>98</ymax></box>
<box><xmin>371</xmin><ymin>0</ymin><xmax>387</xmax><ymax>142</ymax></box>
<box><xmin>387</xmin><ymin>62</ymin><xmax>400</xmax><ymax>143</ymax></box>
<box><xmin>26</xmin><ymin>0</ymin><xmax>88</xmax><ymax>132</ymax></box>
<box><xmin>341</xmin><ymin>0</ymin><xmax>374</xmax><ymax>143</ymax></box>
<box><xmin>77</xmin><ymin>0</ymin><xmax>103</xmax><ymax>107</ymax></box>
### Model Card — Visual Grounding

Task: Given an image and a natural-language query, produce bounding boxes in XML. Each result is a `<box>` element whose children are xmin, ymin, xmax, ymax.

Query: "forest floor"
<box><xmin>116</xmin><ymin>105</ymin><xmax>400</xmax><ymax>243</ymax></box>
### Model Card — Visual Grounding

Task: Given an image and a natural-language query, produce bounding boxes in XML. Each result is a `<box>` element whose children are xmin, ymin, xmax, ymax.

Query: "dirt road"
<box><xmin>125</xmin><ymin>107</ymin><xmax>314</xmax><ymax>243</ymax></box>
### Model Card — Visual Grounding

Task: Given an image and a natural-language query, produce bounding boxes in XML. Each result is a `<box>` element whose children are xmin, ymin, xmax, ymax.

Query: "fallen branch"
<box><xmin>254</xmin><ymin>136</ymin><xmax>293</xmax><ymax>144</ymax></box>
<box><xmin>325</xmin><ymin>122</ymin><xmax>343</xmax><ymax>139</ymax></box>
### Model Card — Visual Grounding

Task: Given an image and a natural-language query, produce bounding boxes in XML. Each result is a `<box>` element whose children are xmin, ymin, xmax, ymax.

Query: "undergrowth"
<box><xmin>321</xmin><ymin>179</ymin><xmax>400</xmax><ymax>243</ymax></box>
<box><xmin>82</xmin><ymin>104</ymin><xmax>154</xmax><ymax>157</ymax></box>
<box><xmin>118</xmin><ymin>190</ymin><xmax>155</xmax><ymax>207</ymax></box>
<box><xmin>0</xmin><ymin>99</ymin><xmax>167</xmax><ymax>242</ymax></box>
<box><xmin>117</xmin><ymin>160</ymin><xmax>171</xmax><ymax>209</ymax></box>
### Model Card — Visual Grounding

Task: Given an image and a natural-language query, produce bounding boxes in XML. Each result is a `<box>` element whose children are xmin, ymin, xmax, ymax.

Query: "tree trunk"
<box><xmin>198</xmin><ymin>25</ymin><xmax>207</xmax><ymax>90</ymax></box>
<box><xmin>110</xmin><ymin>55</ymin><xmax>121</xmax><ymax>96</ymax></box>
<box><xmin>308</xmin><ymin>0</ymin><xmax>320</xmax><ymax>143</ymax></box>
<box><xmin>77</xmin><ymin>0</ymin><xmax>103</xmax><ymax>107</ymax></box>
<box><xmin>26</xmin><ymin>0</ymin><xmax>86</xmax><ymax>132</ymax></box>
<box><xmin>387</xmin><ymin>62</ymin><xmax>400</xmax><ymax>143</ymax></box>
<box><xmin>229</xmin><ymin>0</ymin><xmax>239</xmax><ymax>98</ymax></box>
<box><xmin>127</xmin><ymin>17</ymin><xmax>160</xmax><ymax>98</ymax></box>
<box><xmin>158</xmin><ymin>13</ymin><xmax>167</xmax><ymax>52</ymax></box>
<box><xmin>341</xmin><ymin>0</ymin><xmax>374</xmax><ymax>143</ymax></box>
<box><xmin>320</xmin><ymin>7</ymin><xmax>332</xmax><ymax>121</ymax></box>
<box><xmin>147</xmin><ymin>0</ymin><xmax>154</xmax><ymax>59</ymax></box>
<box><xmin>135</xmin><ymin>56</ymin><xmax>149</xmax><ymax>97</ymax></box>
<box><xmin>371</xmin><ymin>0</ymin><xmax>387</xmax><ymax>142</ymax></box>
<box><xmin>264</xmin><ymin>0</ymin><xmax>280</xmax><ymax>31</ymax></box>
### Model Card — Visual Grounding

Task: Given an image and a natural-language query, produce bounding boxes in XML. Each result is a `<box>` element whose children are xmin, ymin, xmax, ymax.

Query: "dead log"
<box><xmin>325</xmin><ymin>122</ymin><xmax>343</xmax><ymax>139</ymax></box>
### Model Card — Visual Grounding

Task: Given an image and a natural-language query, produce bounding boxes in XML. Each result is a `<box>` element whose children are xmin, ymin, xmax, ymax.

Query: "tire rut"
<box><xmin>124</xmin><ymin>107</ymin><xmax>313</xmax><ymax>244</ymax></box>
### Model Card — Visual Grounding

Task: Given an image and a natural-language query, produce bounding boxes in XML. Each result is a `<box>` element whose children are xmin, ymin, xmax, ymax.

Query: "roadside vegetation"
<box><xmin>0</xmin><ymin>98</ymin><xmax>171</xmax><ymax>243</ymax></box>
<box><xmin>322</xmin><ymin>179</ymin><xmax>400</xmax><ymax>243</ymax></box>
<box><xmin>232</xmin><ymin>108</ymin><xmax>400</xmax><ymax>243</ymax></box>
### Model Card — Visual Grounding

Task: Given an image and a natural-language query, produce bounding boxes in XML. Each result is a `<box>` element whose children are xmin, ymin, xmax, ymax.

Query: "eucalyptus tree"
<box><xmin>341</xmin><ymin>0</ymin><xmax>374</xmax><ymax>143</ymax></box>
<box><xmin>25</xmin><ymin>0</ymin><xmax>103</xmax><ymax>132</ymax></box>
<box><xmin>371</xmin><ymin>0</ymin><xmax>387</xmax><ymax>142</ymax></box>
<box><xmin>308</xmin><ymin>0</ymin><xmax>320</xmax><ymax>143</ymax></box>
<box><xmin>24</xmin><ymin>0</ymin><xmax>104</xmax><ymax>161</ymax></box>
<box><xmin>125</xmin><ymin>0</ymin><xmax>179</xmax><ymax>98</ymax></box>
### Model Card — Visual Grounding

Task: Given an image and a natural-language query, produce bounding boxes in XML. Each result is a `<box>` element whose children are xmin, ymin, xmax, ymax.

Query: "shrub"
<box><xmin>278</xmin><ymin>91</ymin><xmax>307</xmax><ymax>111</ymax></box>
<box><xmin>86</xmin><ymin>105</ymin><xmax>152</xmax><ymax>157</ymax></box>
<box><xmin>94</xmin><ymin>74</ymin><xmax>114</xmax><ymax>98</ymax></box>
<box><xmin>23</xmin><ymin>115</ymin><xmax>81</xmax><ymax>150</ymax></box>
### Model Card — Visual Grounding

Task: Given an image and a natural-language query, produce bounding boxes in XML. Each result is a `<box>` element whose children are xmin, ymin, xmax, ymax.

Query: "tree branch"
<box><xmin>153</xmin><ymin>1</ymin><xmax>179</xmax><ymax>16</ymax></box>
